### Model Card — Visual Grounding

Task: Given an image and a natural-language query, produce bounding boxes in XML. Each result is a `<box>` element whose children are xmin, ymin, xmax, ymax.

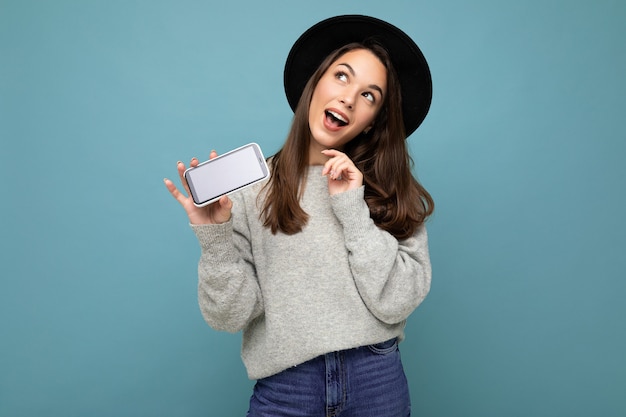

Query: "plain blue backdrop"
<box><xmin>1</xmin><ymin>0</ymin><xmax>625</xmax><ymax>416</ymax></box>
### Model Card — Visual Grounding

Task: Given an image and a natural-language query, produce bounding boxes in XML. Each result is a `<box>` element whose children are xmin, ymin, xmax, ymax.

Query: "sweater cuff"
<box><xmin>190</xmin><ymin>220</ymin><xmax>233</xmax><ymax>251</ymax></box>
<box><xmin>330</xmin><ymin>186</ymin><xmax>372</xmax><ymax>236</ymax></box>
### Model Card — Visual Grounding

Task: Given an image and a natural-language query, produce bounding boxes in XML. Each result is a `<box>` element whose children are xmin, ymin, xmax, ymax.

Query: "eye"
<box><xmin>362</xmin><ymin>91</ymin><xmax>375</xmax><ymax>103</ymax></box>
<box><xmin>335</xmin><ymin>71</ymin><xmax>348</xmax><ymax>82</ymax></box>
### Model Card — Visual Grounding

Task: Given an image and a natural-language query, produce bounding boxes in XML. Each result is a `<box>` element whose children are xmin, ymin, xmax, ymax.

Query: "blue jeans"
<box><xmin>247</xmin><ymin>338</ymin><xmax>411</xmax><ymax>417</ymax></box>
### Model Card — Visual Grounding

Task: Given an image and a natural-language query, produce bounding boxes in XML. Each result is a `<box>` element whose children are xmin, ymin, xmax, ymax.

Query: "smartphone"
<box><xmin>184</xmin><ymin>142</ymin><xmax>270</xmax><ymax>207</ymax></box>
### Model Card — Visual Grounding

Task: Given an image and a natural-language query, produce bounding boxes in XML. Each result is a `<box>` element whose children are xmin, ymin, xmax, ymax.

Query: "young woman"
<box><xmin>164</xmin><ymin>15</ymin><xmax>433</xmax><ymax>417</ymax></box>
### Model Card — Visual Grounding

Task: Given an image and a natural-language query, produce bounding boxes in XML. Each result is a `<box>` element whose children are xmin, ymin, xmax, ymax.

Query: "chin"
<box><xmin>311</xmin><ymin>129</ymin><xmax>355</xmax><ymax>149</ymax></box>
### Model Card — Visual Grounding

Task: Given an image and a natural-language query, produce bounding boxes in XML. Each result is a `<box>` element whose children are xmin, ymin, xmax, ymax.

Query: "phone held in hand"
<box><xmin>184</xmin><ymin>143</ymin><xmax>270</xmax><ymax>207</ymax></box>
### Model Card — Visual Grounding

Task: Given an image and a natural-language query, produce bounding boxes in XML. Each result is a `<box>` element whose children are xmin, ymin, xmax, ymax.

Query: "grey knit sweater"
<box><xmin>190</xmin><ymin>164</ymin><xmax>431</xmax><ymax>380</ymax></box>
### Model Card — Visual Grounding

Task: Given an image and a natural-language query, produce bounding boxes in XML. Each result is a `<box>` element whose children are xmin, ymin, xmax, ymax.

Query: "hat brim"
<box><xmin>284</xmin><ymin>15</ymin><xmax>432</xmax><ymax>138</ymax></box>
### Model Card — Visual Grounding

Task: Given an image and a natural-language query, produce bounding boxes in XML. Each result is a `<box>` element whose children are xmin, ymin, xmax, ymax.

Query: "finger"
<box><xmin>177</xmin><ymin>160</ymin><xmax>186</xmax><ymax>177</ymax></box>
<box><xmin>177</xmin><ymin>161</ymin><xmax>193</xmax><ymax>195</ymax></box>
<box><xmin>213</xmin><ymin>195</ymin><xmax>233</xmax><ymax>223</ymax></box>
<box><xmin>325</xmin><ymin>157</ymin><xmax>350</xmax><ymax>179</ymax></box>
<box><xmin>219</xmin><ymin>195</ymin><xmax>233</xmax><ymax>212</ymax></box>
<box><xmin>322</xmin><ymin>156</ymin><xmax>343</xmax><ymax>177</ymax></box>
<box><xmin>321</xmin><ymin>149</ymin><xmax>352</xmax><ymax>171</ymax></box>
<box><xmin>321</xmin><ymin>149</ymin><xmax>342</xmax><ymax>157</ymax></box>
<box><xmin>334</xmin><ymin>160</ymin><xmax>352</xmax><ymax>176</ymax></box>
<box><xmin>163</xmin><ymin>178</ymin><xmax>188</xmax><ymax>205</ymax></box>
<box><xmin>321</xmin><ymin>149</ymin><xmax>340</xmax><ymax>176</ymax></box>
<box><xmin>209</xmin><ymin>150</ymin><xmax>218</xmax><ymax>160</ymax></box>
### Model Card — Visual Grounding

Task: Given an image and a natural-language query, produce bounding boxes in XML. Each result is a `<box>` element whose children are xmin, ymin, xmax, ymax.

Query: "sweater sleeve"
<box><xmin>190</xmin><ymin>215</ymin><xmax>264</xmax><ymax>333</ymax></box>
<box><xmin>330</xmin><ymin>186</ymin><xmax>432</xmax><ymax>325</ymax></box>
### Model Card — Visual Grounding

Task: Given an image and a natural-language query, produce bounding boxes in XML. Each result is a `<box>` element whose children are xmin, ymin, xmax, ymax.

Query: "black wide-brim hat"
<box><xmin>284</xmin><ymin>15</ymin><xmax>432</xmax><ymax>138</ymax></box>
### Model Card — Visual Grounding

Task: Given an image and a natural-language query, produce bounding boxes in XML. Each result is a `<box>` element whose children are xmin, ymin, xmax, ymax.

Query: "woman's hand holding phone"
<box><xmin>164</xmin><ymin>150</ymin><xmax>233</xmax><ymax>225</ymax></box>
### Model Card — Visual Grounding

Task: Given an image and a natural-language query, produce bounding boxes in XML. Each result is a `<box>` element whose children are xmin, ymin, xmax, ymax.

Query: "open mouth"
<box><xmin>325</xmin><ymin>110</ymin><xmax>348</xmax><ymax>127</ymax></box>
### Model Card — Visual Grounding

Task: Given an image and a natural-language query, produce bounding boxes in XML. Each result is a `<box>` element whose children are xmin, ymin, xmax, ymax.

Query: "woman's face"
<box><xmin>308</xmin><ymin>48</ymin><xmax>387</xmax><ymax>155</ymax></box>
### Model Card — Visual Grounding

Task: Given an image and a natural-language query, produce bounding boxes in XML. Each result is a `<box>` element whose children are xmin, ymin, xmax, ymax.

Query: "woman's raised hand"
<box><xmin>163</xmin><ymin>150</ymin><xmax>233</xmax><ymax>225</ymax></box>
<box><xmin>321</xmin><ymin>149</ymin><xmax>363</xmax><ymax>195</ymax></box>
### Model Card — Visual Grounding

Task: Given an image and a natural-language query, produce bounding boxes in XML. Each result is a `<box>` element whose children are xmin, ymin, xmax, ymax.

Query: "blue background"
<box><xmin>1</xmin><ymin>0</ymin><xmax>625</xmax><ymax>416</ymax></box>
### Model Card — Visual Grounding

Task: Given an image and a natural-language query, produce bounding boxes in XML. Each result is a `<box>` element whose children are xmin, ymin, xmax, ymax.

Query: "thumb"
<box><xmin>219</xmin><ymin>195</ymin><xmax>233</xmax><ymax>211</ymax></box>
<box><xmin>214</xmin><ymin>195</ymin><xmax>233</xmax><ymax>223</ymax></box>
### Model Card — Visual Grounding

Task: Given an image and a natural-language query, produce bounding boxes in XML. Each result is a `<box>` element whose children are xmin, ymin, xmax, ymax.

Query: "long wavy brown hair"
<box><xmin>260</xmin><ymin>41</ymin><xmax>433</xmax><ymax>240</ymax></box>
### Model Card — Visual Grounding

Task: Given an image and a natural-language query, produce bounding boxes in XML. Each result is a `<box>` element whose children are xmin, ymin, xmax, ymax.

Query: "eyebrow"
<box><xmin>337</xmin><ymin>63</ymin><xmax>385</xmax><ymax>99</ymax></box>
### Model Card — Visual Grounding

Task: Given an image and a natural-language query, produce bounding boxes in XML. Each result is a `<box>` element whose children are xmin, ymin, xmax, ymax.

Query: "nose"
<box><xmin>339</xmin><ymin>94</ymin><xmax>354</xmax><ymax>110</ymax></box>
<box><xmin>339</xmin><ymin>87</ymin><xmax>357</xmax><ymax>109</ymax></box>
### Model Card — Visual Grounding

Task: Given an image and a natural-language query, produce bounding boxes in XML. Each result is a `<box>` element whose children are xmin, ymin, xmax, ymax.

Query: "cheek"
<box><xmin>358</xmin><ymin>108</ymin><xmax>379</xmax><ymax>128</ymax></box>
<box><xmin>313</xmin><ymin>75</ymin><xmax>338</xmax><ymax>100</ymax></box>
<box><xmin>308</xmin><ymin>85</ymin><xmax>326</xmax><ymax>114</ymax></box>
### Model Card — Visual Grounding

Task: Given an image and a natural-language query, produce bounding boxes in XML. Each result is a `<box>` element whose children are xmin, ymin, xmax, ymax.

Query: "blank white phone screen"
<box><xmin>188</xmin><ymin>145</ymin><xmax>264</xmax><ymax>203</ymax></box>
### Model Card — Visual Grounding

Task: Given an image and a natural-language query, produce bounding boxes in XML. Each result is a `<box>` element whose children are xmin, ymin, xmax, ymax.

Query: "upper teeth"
<box><xmin>328</xmin><ymin>110</ymin><xmax>347</xmax><ymax>123</ymax></box>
